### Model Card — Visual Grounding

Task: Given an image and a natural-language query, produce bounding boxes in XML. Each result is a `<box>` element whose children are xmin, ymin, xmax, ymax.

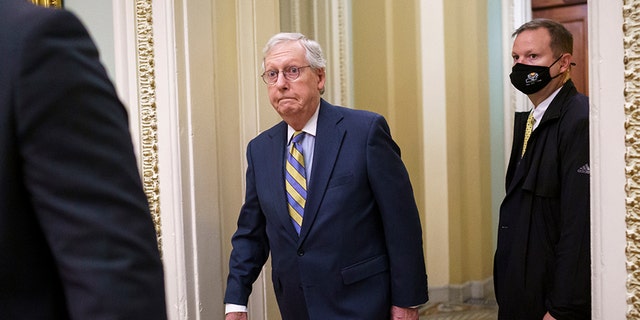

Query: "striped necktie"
<box><xmin>286</xmin><ymin>131</ymin><xmax>307</xmax><ymax>234</ymax></box>
<box><xmin>522</xmin><ymin>111</ymin><xmax>535</xmax><ymax>157</ymax></box>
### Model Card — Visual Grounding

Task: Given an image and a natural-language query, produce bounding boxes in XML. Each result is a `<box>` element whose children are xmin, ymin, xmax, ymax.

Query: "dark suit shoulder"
<box><xmin>561</xmin><ymin>92</ymin><xmax>589</xmax><ymax>118</ymax></box>
<box><xmin>0</xmin><ymin>1</ymin><xmax>52</xmax><ymax>88</ymax></box>
<box><xmin>319</xmin><ymin>100</ymin><xmax>386</xmax><ymax>134</ymax></box>
<box><xmin>323</xmin><ymin>101</ymin><xmax>381</xmax><ymax>120</ymax></box>
<box><xmin>0</xmin><ymin>0</ymin><xmax>42</xmax><ymax>27</ymax></box>
<box><xmin>251</xmin><ymin>121</ymin><xmax>287</xmax><ymax>144</ymax></box>
<box><xmin>554</xmin><ymin>80</ymin><xmax>589</xmax><ymax>118</ymax></box>
<box><xmin>555</xmin><ymin>84</ymin><xmax>589</xmax><ymax>135</ymax></box>
<box><xmin>1</xmin><ymin>2</ymin><xmax>98</xmax><ymax>89</ymax></box>
<box><xmin>0</xmin><ymin>1</ymin><xmax>69</xmax><ymax>40</ymax></box>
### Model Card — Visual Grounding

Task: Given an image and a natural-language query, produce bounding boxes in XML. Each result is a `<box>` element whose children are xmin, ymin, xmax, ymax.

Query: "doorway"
<box><xmin>532</xmin><ymin>0</ymin><xmax>588</xmax><ymax>95</ymax></box>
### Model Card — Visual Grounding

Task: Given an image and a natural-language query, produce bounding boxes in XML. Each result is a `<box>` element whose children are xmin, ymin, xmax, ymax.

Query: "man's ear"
<box><xmin>316</xmin><ymin>68</ymin><xmax>326</xmax><ymax>94</ymax></box>
<box><xmin>560</xmin><ymin>53</ymin><xmax>574</xmax><ymax>73</ymax></box>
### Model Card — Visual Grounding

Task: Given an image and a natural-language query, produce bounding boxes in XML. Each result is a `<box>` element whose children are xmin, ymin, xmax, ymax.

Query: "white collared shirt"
<box><xmin>286</xmin><ymin>103</ymin><xmax>319</xmax><ymax>183</ymax></box>
<box><xmin>531</xmin><ymin>86</ymin><xmax>562</xmax><ymax>131</ymax></box>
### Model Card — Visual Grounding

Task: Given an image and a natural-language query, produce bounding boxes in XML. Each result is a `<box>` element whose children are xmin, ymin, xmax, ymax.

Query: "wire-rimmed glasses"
<box><xmin>261</xmin><ymin>65</ymin><xmax>311</xmax><ymax>85</ymax></box>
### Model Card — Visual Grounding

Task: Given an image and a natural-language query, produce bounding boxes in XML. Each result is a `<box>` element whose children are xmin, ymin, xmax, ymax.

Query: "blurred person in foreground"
<box><xmin>224</xmin><ymin>32</ymin><xmax>428</xmax><ymax>320</ymax></box>
<box><xmin>494</xmin><ymin>18</ymin><xmax>590</xmax><ymax>320</ymax></box>
<box><xmin>0</xmin><ymin>0</ymin><xmax>167</xmax><ymax>318</ymax></box>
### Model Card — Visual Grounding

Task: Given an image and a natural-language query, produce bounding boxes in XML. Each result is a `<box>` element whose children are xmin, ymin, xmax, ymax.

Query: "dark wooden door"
<box><xmin>533</xmin><ymin>0</ymin><xmax>588</xmax><ymax>96</ymax></box>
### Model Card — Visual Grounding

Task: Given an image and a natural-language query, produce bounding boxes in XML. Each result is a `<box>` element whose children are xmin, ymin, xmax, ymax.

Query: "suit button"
<box><xmin>297</xmin><ymin>250</ymin><xmax>305</xmax><ymax>256</ymax></box>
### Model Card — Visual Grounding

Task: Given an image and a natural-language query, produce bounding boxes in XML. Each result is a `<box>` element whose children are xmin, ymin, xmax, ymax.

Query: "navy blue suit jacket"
<box><xmin>225</xmin><ymin>100</ymin><xmax>428</xmax><ymax>320</ymax></box>
<box><xmin>0</xmin><ymin>1</ymin><xmax>167</xmax><ymax>318</ymax></box>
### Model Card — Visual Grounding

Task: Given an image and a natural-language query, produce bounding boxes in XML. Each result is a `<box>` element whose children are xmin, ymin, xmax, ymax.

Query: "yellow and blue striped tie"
<box><xmin>286</xmin><ymin>131</ymin><xmax>307</xmax><ymax>234</ymax></box>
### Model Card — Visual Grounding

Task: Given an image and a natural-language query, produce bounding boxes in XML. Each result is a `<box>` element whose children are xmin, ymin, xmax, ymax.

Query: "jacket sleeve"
<box><xmin>224</xmin><ymin>141</ymin><xmax>271</xmax><ymax>305</ymax></box>
<box><xmin>365</xmin><ymin>115</ymin><xmax>429</xmax><ymax>307</ymax></box>
<box><xmin>16</xmin><ymin>8</ymin><xmax>167</xmax><ymax>319</ymax></box>
<box><xmin>547</xmin><ymin>96</ymin><xmax>591</xmax><ymax>319</ymax></box>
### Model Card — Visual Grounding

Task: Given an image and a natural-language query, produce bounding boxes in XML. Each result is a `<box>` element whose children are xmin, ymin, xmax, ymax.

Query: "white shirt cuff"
<box><xmin>225</xmin><ymin>303</ymin><xmax>248</xmax><ymax>314</ymax></box>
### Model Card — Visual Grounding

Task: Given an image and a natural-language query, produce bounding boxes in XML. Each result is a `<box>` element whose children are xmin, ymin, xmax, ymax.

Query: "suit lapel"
<box><xmin>505</xmin><ymin>159</ymin><xmax>527</xmax><ymax>196</ymax></box>
<box><xmin>298</xmin><ymin>100</ymin><xmax>345</xmax><ymax>243</ymax></box>
<box><xmin>504</xmin><ymin>112</ymin><xmax>528</xmax><ymax>196</ymax></box>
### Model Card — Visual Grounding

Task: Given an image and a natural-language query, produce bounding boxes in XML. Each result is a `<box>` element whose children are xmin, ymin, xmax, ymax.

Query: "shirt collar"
<box><xmin>531</xmin><ymin>86</ymin><xmax>562</xmax><ymax>130</ymax></box>
<box><xmin>288</xmin><ymin>103</ymin><xmax>320</xmax><ymax>144</ymax></box>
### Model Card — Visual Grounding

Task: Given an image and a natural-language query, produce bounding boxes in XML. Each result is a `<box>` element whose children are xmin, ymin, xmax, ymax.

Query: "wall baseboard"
<box><xmin>428</xmin><ymin>277</ymin><xmax>494</xmax><ymax>304</ymax></box>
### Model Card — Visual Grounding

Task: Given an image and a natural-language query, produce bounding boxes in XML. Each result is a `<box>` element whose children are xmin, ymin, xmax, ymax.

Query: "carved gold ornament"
<box><xmin>135</xmin><ymin>0</ymin><xmax>162</xmax><ymax>252</ymax></box>
<box><xmin>30</xmin><ymin>0</ymin><xmax>62</xmax><ymax>8</ymax></box>
<box><xmin>625</xmin><ymin>0</ymin><xmax>640</xmax><ymax>318</ymax></box>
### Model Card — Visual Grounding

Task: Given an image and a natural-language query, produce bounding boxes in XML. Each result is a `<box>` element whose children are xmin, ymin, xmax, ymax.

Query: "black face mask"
<box><xmin>509</xmin><ymin>55</ymin><xmax>563</xmax><ymax>95</ymax></box>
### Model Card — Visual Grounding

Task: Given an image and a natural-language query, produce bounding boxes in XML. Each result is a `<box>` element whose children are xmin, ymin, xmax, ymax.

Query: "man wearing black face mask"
<box><xmin>494</xmin><ymin>19</ymin><xmax>590</xmax><ymax>320</ymax></box>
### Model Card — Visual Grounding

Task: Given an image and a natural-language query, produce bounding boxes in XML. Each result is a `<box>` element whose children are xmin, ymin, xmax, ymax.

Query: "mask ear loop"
<box><xmin>550</xmin><ymin>54</ymin><xmax>575</xmax><ymax>79</ymax></box>
<box><xmin>557</xmin><ymin>55</ymin><xmax>577</xmax><ymax>67</ymax></box>
<box><xmin>549</xmin><ymin>54</ymin><xmax>564</xmax><ymax>68</ymax></box>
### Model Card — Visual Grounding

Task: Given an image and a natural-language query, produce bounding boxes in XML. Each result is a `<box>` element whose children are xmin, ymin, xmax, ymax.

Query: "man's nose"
<box><xmin>274</xmin><ymin>72</ymin><xmax>288</xmax><ymax>88</ymax></box>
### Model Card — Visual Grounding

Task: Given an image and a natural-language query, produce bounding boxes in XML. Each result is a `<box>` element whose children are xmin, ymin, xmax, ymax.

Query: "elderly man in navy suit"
<box><xmin>0</xmin><ymin>1</ymin><xmax>167</xmax><ymax>318</ymax></box>
<box><xmin>224</xmin><ymin>32</ymin><xmax>428</xmax><ymax>320</ymax></box>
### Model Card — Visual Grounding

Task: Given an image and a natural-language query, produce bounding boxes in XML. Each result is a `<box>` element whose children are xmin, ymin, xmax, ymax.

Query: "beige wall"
<box><xmin>351</xmin><ymin>0</ymin><xmax>494</xmax><ymax>286</ymax></box>
<box><xmin>442</xmin><ymin>0</ymin><xmax>494</xmax><ymax>283</ymax></box>
<box><xmin>352</xmin><ymin>0</ymin><xmax>425</xmax><ymax>214</ymax></box>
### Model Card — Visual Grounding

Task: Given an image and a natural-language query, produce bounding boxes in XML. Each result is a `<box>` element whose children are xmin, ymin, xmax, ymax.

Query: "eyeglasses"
<box><xmin>261</xmin><ymin>66</ymin><xmax>311</xmax><ymax>85</ymax></box>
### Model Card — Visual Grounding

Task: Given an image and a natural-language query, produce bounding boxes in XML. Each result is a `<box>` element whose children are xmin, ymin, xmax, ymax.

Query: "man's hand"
<box><xmin>225</xmin><ymin>312</ymin><xmax>248</xmax><ymax>320</ymax></box>
<box><xmin>390</xmin><ymin>305</ymin><xmax>419</xmax><ymax>320</ymax></box>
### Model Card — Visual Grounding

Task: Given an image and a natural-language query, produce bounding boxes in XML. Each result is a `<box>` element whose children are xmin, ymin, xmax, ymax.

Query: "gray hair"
<box><xmin>262</xmin><ymin>33</ymin><xmax>327</xmax><ymax>71</ymax></box>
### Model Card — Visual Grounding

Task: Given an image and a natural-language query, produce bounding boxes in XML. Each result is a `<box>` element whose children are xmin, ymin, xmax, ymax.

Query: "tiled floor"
<box><xmin>419</xmin><ymin>298</ymin><xmax>498</xmax><ymax>320</ymax></box>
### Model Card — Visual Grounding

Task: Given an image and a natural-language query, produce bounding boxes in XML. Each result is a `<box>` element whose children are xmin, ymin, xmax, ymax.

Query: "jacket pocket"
<box><xmin>341</xmin><ymin>254</ymin><xmax>389</xmax><ymax>285</ymax></box>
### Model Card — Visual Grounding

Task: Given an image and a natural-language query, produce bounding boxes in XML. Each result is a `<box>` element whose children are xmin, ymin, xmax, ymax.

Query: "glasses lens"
<box><xmin>283</xmin><ymin>66</ymin><xmax>300</xmax><ymax>81</ymax></box>
<box><xmin>263</xmin><ymin>70</ymin><xmax>278</xmax><ymax>84</ymax></box>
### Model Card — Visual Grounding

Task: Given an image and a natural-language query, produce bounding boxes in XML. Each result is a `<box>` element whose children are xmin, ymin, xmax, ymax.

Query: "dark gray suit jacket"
<box><xmin>0</xmin><ymin>1</ymin><xmax>167</xmax><ymax>318</ymax></box>
<box><xmin>495</xmin><ymin>80</ymin><xmax>590</xmax><ymax>319</ymax></box>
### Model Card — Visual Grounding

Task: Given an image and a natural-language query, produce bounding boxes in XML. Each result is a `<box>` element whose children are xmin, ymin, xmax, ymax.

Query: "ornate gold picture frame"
<box><xmin>31</xmin><ymin>0</ymin><xmax>62</xmax><ymax>8</ymax></box>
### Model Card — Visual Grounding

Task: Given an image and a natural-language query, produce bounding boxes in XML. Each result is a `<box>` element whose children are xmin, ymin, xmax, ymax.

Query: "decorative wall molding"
<box><xmin>30</xmin><ymin>0</ymin><xmax>62</xmax><ymax>8</ymax></box>
<box><xmin>134</xmin><ymin>0</ymin><xmax>162</xmax><ymax>250</ymax></box>
<box><xmin>624</xmin><ymin>0</ymin><xmax>640</xmax><ymax>317</ymax></box>
<box><xmin>502</xmin><ymin>0</ymin><xmax>531</xmax><ymax>165</ymax></box>
<box><xmin>280</xmin><ymin>0</ymin><xmax>352</xmax><ymax>107</ymax></box>
<box><xmin>428</xmin><ymin>277</ymin><xmax>494</xmax><ymax>304</ymax></box>
<box><xmin>329</xmin><ymin>0</ymin><xmax>353</xmax><ymax>107</ymax></box>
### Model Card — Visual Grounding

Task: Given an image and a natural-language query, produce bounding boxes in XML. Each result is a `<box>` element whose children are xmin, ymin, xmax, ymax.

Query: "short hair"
<box><xmin>262</xmin><ymin>33</ymin><xmax>327</xmax><ymax>71</ymax></box>
<box><xmin>513</xmin><ymin>18</ymin><xmax>573</xmax><ymax>56</ymax></box>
